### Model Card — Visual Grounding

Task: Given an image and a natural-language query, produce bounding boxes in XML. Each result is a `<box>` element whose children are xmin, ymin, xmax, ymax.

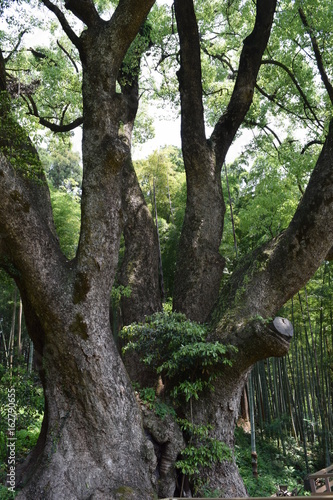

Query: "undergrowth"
<box><xmin>0</xmin><ymin>363</ymin><xmax>44</xmax><ymax>495</ymax></box>
<box><xmin>235</xmin><ymin>426</ymin><xmax>312</xmax><ymax>496</ymax></box>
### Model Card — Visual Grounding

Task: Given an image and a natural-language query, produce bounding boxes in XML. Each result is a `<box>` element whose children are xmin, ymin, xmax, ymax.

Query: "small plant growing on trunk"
<box><xmin>121</xmin><ymin>311</ymin><xmax>237</xmax><ymax>493</ymax></box>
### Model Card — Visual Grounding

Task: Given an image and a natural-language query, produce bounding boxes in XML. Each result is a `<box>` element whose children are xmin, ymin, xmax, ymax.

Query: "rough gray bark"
<box><xmin>142</xmin><ymin>405</ymin><xmax>185</xmax><ymax>498</ymax></box>
<box><xmin>1</xmin><ymin>1</ymin><xmax>158</xmax><ymax>498</ymax></box>
<box><xmin>173</xmin><ymin>0</ymin><xmax>277</xmax><ymax>323</ymax></box>
<box><xmin>172</xmin><ymin>1</ymin><xmax>333</xmax><ymax>495</ymax></box>
<box><xmin>119</xmin><ymin>156</ymin><xmax>162</xmax><ymax>388</ymax></box>
<box><xmin>115</xmin><ymin>42</ymin><xmax>162</xmax><ymax>387</ymax></box>
<box><xmin>117</xmin><ymin>57</ymin><xmax>162</xmax><ymax>328</ymax></box>
<box><xmin>119</xmin><ymin>157</ymin><xmax>162</xmax><ymax>324</ymax></box>
<box><xmin>172</xmin><ymin>0</ymin><xmax>225</xmax><ymax>322</ymax></box>
<box><xmin>190</xmin><ymin>118</ymin><xmax>333</xmax><ymax>496</ymax></box>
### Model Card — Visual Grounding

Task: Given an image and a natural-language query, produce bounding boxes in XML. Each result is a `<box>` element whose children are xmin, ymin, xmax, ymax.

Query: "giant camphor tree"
<box><xmin>0</xmin><ymin>0</ymin><xmax>333</xmax><ymax>498</ymax></box>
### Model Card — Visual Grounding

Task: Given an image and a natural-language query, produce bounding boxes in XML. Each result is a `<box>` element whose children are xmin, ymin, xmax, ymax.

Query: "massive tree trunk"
<box><xmin>16</xmin><ymin>290</ymin><xmax>156</xmax><ymax>499</ymax></box>
<box><xmin>1</xmin><ymin>1</ymin><xmax>159</xmax><ymax>498</ymax></box>
<box><xmin>190</xmin><ymin>322</ymin><xmax>291</xmax><ymax>496</ymax></box>
<box><xmin>0</xmin><ymin>143</ymin><xmax>157</xmax><ymax>498</ymax></box>
<box><xmin>172</xmin><ymin>0</ymin><xmax>333</xmax><ymax>496</ymax></box>
<box><xmin>190</xmin><ymin>118</ymin><xmax>333</xmax><ymax>496</ymax></box>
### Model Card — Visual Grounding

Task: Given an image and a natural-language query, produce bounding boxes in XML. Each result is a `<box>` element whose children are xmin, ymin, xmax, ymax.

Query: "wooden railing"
<box><xmin>308</xmin><ymin>465</ymin><xmax>333</xmax><ymax>495</ymax></box>
<box><xmin>162</xmin><ymin>466</ymin><xmax>333</xmax><ymax>499</ymax></box>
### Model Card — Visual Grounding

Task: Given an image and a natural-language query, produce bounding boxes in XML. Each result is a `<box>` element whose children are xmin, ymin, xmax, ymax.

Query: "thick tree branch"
<box><xmin>39</xmin><ymin>115</ymin><xmax>83</xmax><ymax>133</ymax></box>
<box><xmin>40</xmin><ymin>0</ymin><xmax>81</xmax><ymax>50</ymax></box>
<box><xmin>116</xmin><ymin>67</ymin><xmax>162</xmax><ymax>328</ymax></box>
<box><xmin>217</xmin><ymin>119</ymin><xmax>333</xmax><ymax>328</ymax></box>
<box><xmin>301</xmin><ymin>139</ymin><xmax>325</xmax><ymax>154</ymax></box>
<box><xmin>64</xmin><ymin>0</ymin><xmax>100</xmax><ymax>27</ymax></box>
<box><xmin>210</xmin><ymin>0</ymin><xmax>277</xmax><ymax>168</ymax></box>
<box><xmin>0</xmin><ymin>153</ymin><xmax>69</xmax><ymax>318</ymax></box>
<box><xmin>299</xmin><ymin>8</ymin><xmax>333</xmax><ymax>106</ymax></box>
<box><xmin>264</xmin><ymin>120</ymin><xmax>333</xmax><ymax>308</ymax></box>
<box><xmin>0</xmin><ymin>57</ymin><xmax>67</xmax><ymax>298</ymax></box>
<box><xmin>24</xmin><ymin>94</ymin><xmax>83</xmax><ymax>132</ymax></box>
<box><xmin>210</xmin><ymin>119</ymin><xmax>333</xmax><ymax>373</ymax></box>
<box><xmin>172</xmin><ymin>0</ymin><xmax>229</xmax><ymax>321</ymax></box>
<box><xmin>106</xmin><ymin>0</ymin><xmax>156</xmax><ymax>71</ymax></box>
<box><xmin>174</xmin><ymin>0</ymin><xmax>206</xmax><ymax>149</ymax></box>
<box><xmin>71</xmin><ymin>1</ymin><xmax>156</xmax><ymax>295</ymax></box>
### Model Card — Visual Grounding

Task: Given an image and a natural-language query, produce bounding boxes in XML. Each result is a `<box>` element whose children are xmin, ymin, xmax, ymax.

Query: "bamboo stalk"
<box><xmin>153</xmin><ymin>176</ymin><xmax>165</xmax><ymax>302</ymax></box>
<box><xmin>248</xmin><ymin>371</ymin><xmax>258</xmax><ymax>478</ymax></box>
<box><xmin>8</xmin><ymin>287</ymin><xmax>17</xmax><ymax>375</ymax></box>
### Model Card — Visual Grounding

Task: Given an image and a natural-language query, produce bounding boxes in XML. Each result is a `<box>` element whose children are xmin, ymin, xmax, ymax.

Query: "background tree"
<box><xmin>135</xmin><ymin>146</ymin><xmax>186</xmax><ymax>297</ymax></box>
<box><xmin>40</xmin><ymin>140</ymin><xmax>82</xmax><ymax>190</ymax></box>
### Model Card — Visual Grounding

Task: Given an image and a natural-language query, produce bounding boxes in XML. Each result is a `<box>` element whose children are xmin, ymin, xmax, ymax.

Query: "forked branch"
<box><xmin>40</xmin><ymin>0</ymin><xmax>81</xmax><ymax>50</ymax></box>
<box><xmin>211</xmin><ymin>0</ymin><xmax>277</xmax><ymax>167</ymax></box>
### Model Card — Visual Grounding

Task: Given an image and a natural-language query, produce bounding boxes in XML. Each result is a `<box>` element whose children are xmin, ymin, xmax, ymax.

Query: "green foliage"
<box><xmin>0</xmin><ymin>92</ymin><xmax>43</xmax><ymax>180</ymax></box>
<box><xmin>235</xmin><ymin>427</ymin><xmax>309</xmax><ymax>497</ymax></box>
<box><xmin>175</xmin><ymin>418</ymin><xmax>232</xmax><ymax>494</ymax></box>
<box><xmin>111</xmin><ymin>284</ymin><xmax>132</xmax><ymax>307</ymax></box>
<box><xmin>132</xmin><ymin>105</ymin><xmax>155</xmax><ymax>146</ymax></box>
<box><xmin>0</xmin><ymin>363</ymin><xmax>44</xmax><ymax>468</ymax></box>
<box><xmin>1</xmin><ymin>7</ymin><xmax>82</xmax><ymax>145</ymax></box>
<box><xmin>199</xmin><ymin>487</ymin><xmax>224</xmax><ymax>498</ymax></box>
<box><xmin>121</xmin><ymin>310</ymin><xmax>236</xmax><ymax>492</ymax></box>
<box><xmin>121</xmin><ymin>311</ymin><xmax>237</xmax><ymax>403</ymax></box>
<box><xmin>135</xmin><ymin>147</ymin><xmax>185</xmax><ymax>223</ymax></box>
<box><xmin>49</xmin><ymin>186</ymin><xmax>80</xmax><ymax>259</ymax></box>
<box><xmin>93</xmin><ymin>0</ymin><xmax>117</xmax><ymax>16</ymax></box>
<box><xmin>176</xmin><ymin>419</ymin><xmax>232</xmax><ymax>476</ymax></box>
<box><xmin>145</xmin><ymin>4</ymin><xmax>179</xmax><ymax>106</ymax></box>
<box><xmin>27</xmin><ymin>37</ymin><xmax>82</xmax><ymax>129</ymax></box>
<box><xmin>133</xmin><ymin>383</ymin><xmax>232</xmax><ymax>493</ymax></box>
<box><xmin>135</xmin><ymin>385</ymin><xmax>176</xmax><ymax>420</ymax></box>
<box><xmin>255</xmin><ymin>262</ymin><xmax>333</xmax><ymax>469</ymax></box>
<box><xmin>40</xmin><ymin>138</ymin><xmax>82</xmax><ymax>190</ymax></box>
<box><xmin>0</xmin><ymin>272</ymin><xmax>17</xmax><ymax>349</ymax></box>
<box><xmin>221</xmin><ymin>137</ymin><xmax>317</xmax><ymax>261</ymax></box>
<box><xmin>237</xmin><ymin>160</ymin><xmax>300</xmax><ymax>246</ymax></box>
<box><xmin>0</xmin><ymin>484</ymin><xmax>16</xmax><ymax>499</ymax></box>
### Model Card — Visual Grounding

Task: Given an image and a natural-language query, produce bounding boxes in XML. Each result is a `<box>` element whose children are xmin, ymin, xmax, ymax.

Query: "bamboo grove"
<box><xmin>246</xmin><ymin>261</ymin><xmax>333</xmax><ymax>472</ymax></box>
